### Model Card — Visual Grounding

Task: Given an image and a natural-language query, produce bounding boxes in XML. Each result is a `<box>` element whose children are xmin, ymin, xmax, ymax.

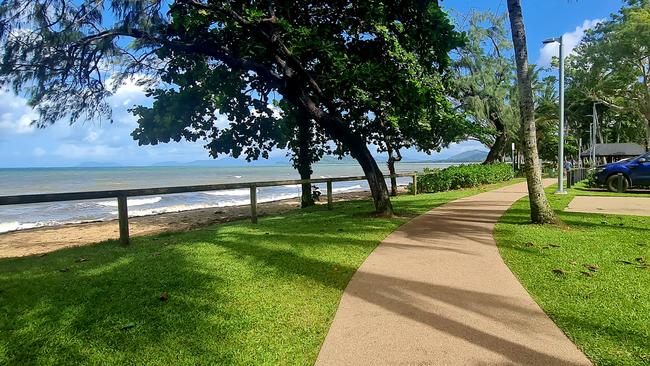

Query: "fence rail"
<box><xmin>0</xmin><ymin>172</ymin><xmax>421</xmax><ymax>246</ymax></box>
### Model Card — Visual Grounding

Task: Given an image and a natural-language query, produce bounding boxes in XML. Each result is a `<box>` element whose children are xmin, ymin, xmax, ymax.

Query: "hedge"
<box><xmin>411</xmin><ymin>163</ymin><xmax>514</xmax><ymax>193</ymax></box>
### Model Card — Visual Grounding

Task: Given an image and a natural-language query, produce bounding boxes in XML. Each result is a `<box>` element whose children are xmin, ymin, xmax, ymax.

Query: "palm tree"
<box><xmin>506</xmin><ymin>0</ymin><xmax>557</xmax><ymax>224</ymax></box>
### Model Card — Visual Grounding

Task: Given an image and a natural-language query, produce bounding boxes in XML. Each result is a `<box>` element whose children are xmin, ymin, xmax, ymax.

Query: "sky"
<box><xmin>0</xmin><ymin>0</ymin><xmax>623</xmax><ymax>168</ymax></box>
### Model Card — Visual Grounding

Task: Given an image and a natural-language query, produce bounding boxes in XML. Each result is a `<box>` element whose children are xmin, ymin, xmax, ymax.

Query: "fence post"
<box><xmin>567</xmin><ymin>170</ymin><xmax>572</xmax><ymax>189</ymax></box>
<box><xmin>117</xmin><ymin>195</ymin><xmax>130</xmax><ymax>246</ymax></box>
<box><xmin>327</xmin><ymin>179</ymin><xmax>333</xmax><ymax>210</ymax></box>
<box><xmin>412</xmin><ymin>173</ymin><xmax>418</xmax><ymax>195</ymax></box>
<box><xmin>617</xmin><ymin>173</ymin><xmax>624</xmax><ymax>193</ymax></box>
<box><xmin>250</xmin><ymin>185</ymin><xmax>258</xmax><ymax>223</ymax></box>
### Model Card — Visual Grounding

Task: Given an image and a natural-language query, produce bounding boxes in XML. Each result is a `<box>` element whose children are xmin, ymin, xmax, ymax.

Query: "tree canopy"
<box><xmin>565</xmin><ymin>0</ymin><xmax>650</xmax><ymax>149</ymax></box>
<box><xmin>0</xmin><ymin>0</ymin><xmax>464</xmax><ymax>214</ymax></box>
<box><xmin>452</xmin><ymin>11</ymin><xmax>519</xmax><ymax>164</ymax></box>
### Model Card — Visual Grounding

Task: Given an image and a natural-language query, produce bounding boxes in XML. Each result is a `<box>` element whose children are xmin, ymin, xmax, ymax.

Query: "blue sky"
<box><xmin>0</xmin><ymin>0</ymin><xmax>622</xmax><ymax>168</ymax></box>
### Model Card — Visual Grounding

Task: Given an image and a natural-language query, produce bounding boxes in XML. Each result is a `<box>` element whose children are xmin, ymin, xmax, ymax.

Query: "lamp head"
<box><xmin>542</xmin><ymin>37</ymin><xmax>561</xmax><ymax>44</ymax></box>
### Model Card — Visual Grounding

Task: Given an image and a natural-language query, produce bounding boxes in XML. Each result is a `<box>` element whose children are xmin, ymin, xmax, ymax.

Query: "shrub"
<box><xmin>584</xmin><ymin>170</ymin><xmax>600</xmax><ymax>188</ymax></box>
<box><xmin>410</xmin><ymin>163</ymin><xmax>514</xmax><ymax>193</ymax></box>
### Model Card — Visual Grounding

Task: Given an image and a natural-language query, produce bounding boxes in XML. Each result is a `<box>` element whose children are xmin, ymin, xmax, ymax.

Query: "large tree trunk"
<box><xmin>386</xmin><ymin>145</ymin><xmax>402</xmax><ymax>196</ymax></box>
<box><xmin>291</xmin><ymin>88</ymin><xmax>393</xmax><ymax>215</ymax></box>
<box><xmin>483</xmin><ymin>113</ymin><xmax>507</xmax><ymax>164</ymax></box>
<box><xmin>507</xmin><ymin>0</ymin><xmax>556</xmax><ymax>224</ymax></box>
<box><xmin>296</xmin><ymin>117</ymin><xmax>315</xmax><ymax>208</ymax></box>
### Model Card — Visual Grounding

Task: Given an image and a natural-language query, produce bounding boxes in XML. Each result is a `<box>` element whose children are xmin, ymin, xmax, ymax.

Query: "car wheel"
<box><xmin>606</xmin><ymin>174</ymin><xmax>629</xmax><ymax>192</ymax></box>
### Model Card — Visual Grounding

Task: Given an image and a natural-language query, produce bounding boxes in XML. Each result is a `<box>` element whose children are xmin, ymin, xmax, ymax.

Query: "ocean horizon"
<box><xmin>0</xmin><ymin>162</ymin><xmax>460</xmax><ymax>233</ymax></box>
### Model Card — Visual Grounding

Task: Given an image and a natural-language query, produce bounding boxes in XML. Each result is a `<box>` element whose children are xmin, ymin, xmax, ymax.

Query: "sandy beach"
<box><xmin>0</xmin><ymin>190</ymin><xmax>384</xmax><ymax>259</ymax></box>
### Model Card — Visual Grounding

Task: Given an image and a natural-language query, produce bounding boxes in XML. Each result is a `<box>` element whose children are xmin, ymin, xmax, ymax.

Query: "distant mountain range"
<box><xmin>75</xmin><ymin>149</ymin><xmax>487</xmax><ymax>168</ymax></box>
<box><xmin>434</xmin><ymin>149</ymin><xmax>488</xmax><ymax>163</ymax></box>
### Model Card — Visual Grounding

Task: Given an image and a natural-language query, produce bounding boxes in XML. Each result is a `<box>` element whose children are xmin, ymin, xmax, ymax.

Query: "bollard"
<box><xmin>250</xmin><ymin>185</ymin><xmax>258</xmax><ymax>223</ymax></box>
<box><xmin>412</xmin><ymin>173</ymin><xmax>418</xmax><ymax>195</ymax></box>
<box><xmin>327</xmin><ymin>179</ymin><xmax>333</xmax><ymax>210</ymax></box>
<box><xmin>117</xmin><ymin>195</ymin><xmax>130</xmax><ymax>246</ymax></box>
<box><xmin>617</xmin><ymin>173</ymin><xmax>624</xmax><ymax>193</ymax></box>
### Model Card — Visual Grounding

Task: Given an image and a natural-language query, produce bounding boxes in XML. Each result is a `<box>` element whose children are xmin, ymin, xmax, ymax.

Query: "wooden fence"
<box><xmin>0</xmin><ymin>173</ymin><xmax>420</xmax><ymax>246</ymax></box>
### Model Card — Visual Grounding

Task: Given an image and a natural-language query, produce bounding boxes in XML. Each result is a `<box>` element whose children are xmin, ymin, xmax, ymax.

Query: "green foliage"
<box><xmin>0</xmin><ymin>181</ymin><xmax>517</xmax><ymax>365</ymax></box>
<box><xmin>412</xmin><ymin>163</ymin><xmax>514</xmax><ymax>193</ymax></box>
<box><xmin>496</xmin><ymin>185</ymin><xmax>650</xmax><ymax>365</ymax></box>
<box><xmin>565</xmin><ymin>0</ymin><xmax>650</xmax><ymax>148</ymax></box>
<box><xmin>452</xmin><ymin>11</ymin><xmax>519</xmax><ymax>161</ymax></box>
<box><xmin>584</xmin><ymin>170</ymin><xmax>600</xmax><ymax>188</ymax></box>
<box><xmin>0</xmin><ymin>0</ymin><xmax>464</xmax><ymax>163</ymax></box>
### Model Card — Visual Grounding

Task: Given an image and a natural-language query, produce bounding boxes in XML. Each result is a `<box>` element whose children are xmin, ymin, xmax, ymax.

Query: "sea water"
<box><xmin>0</xmin><ymin>163</ymin><xmax>452</xmax><ymax>233</ymax></box>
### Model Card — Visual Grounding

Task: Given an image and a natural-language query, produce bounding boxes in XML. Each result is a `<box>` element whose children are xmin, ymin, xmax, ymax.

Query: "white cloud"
<box><xmin>0</xmin><ymin>90</ymin><xmax>38</xmax><ymax>135</ymax></box>
<box><xmin>83</xmin><ymin>131</ymin><xmax>101</xmax><ymax>142</ymax></box>
<box><xmin>32</xmin><ymin>147</ymin><xmax>46</xmax><ymax>157</ymax></box>
<box><xmin>53</xmin><ymin>143</ymin><xmax>121</xmax><ymax>159</ymax></box>
<box><xmin>538</xmin><ymin>18</ymin><xmax>604</xmax><ymax>66</ymax></box>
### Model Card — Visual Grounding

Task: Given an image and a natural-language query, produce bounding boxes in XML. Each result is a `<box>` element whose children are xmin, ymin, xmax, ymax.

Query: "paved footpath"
<box><xmin>316</xmin><ymin>180</ymin><xmax>591</xmax><ymax>366</ymax></box>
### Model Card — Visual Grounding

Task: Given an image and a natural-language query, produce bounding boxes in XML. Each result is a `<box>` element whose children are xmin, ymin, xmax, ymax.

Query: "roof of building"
<box><xmin>580</xmin><ymin>143</ymin><xmax>647</xmax><ymax>158</ymax></box>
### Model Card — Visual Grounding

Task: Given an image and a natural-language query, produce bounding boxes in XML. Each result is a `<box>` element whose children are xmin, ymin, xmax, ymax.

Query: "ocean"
<box><xmin>0</xmin><ymin>162</ymin><xmax>453</xmax><ymax>233</ymax></box>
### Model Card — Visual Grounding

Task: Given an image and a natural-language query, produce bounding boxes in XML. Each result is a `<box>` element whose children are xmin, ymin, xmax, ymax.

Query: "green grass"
<box><xmin>0</xmin><ymin>180</ymin><xmax>520</xmax><ymax>365</ymax></box>
<box><xmin>571</xmin><ymin>181</ymin><xmax>650</xmax><ymax>197</ymax></box>
<box><xmin>495</xmin><ymin>185</ymin><xmax>650</xmax><ymax>366</ymax></box>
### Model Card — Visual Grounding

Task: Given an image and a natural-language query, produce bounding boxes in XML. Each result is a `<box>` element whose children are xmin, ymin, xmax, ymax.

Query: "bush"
<box><xmin>410</xmin><ymin>163</ymin><xmax>514</xmax><ymax>193</ymax></box>
<box><xmin>584</xmin><ymin>170</ymin><xmax>600</xmax><ymax>188</ymax></box>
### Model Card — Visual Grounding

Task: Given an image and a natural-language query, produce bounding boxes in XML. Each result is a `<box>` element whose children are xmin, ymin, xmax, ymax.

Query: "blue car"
<box><xmin>595</xmin><ymin>152</ymin><xmax>650</xmax><ymax>192</ymax></box>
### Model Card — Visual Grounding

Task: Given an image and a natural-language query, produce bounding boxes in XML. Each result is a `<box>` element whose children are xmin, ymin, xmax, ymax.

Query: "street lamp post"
<box><xmin>543</xmin><ymin>36</ymin><xmax>566</xmax><ymax>194</ymax></box>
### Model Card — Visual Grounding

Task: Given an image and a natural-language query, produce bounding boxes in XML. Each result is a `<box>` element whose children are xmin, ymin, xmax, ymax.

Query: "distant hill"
<box><xmin>409</xmin><ymin>149</ymin><xmax>488</xmax><ymax>163</ymax></box>
<box><xmin>442</xmin><ymin>149</ymin><xmax>488</xmax><ymax>162</ymax></box>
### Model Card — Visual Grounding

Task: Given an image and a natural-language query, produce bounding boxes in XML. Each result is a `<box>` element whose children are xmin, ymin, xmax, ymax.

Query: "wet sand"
<box><xmin>0</xmin><ymin>190</ymin><xmax>383</xmax><ymax>259</ymax></box>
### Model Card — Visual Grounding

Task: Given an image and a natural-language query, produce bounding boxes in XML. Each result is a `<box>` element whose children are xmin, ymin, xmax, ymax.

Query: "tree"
<box><xmin>506</xmin><ymin>0</ymin><xmax>556</xmax><ymax>224</ymax></box>
<box><xmin>0</xmin><ymin>0</ymin><xmax>463</xmax><ymax>215</ymax></box>
<box><xmin>453</xmin><ymin>11</ymin><xmax>519</xmax><ymax>164</ymax></box>
<box><xmin>566</xmin><ymin>0</ymin><xmax>650</xmax><ymax>149</ymax></box>
<box><xmin>282</xmin><ymin>104</ymin><xmax>329</xmax><ymax>208</ymax></box>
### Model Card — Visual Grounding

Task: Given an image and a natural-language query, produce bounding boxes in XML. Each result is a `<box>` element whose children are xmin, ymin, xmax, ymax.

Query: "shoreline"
<box><xmin>0</xmin><ymin>188</ymin><xmax>401</xmax><ymax>259</ymax></box>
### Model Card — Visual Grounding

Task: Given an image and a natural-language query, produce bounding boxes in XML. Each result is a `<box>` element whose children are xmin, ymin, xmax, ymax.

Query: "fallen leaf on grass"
<box><xmin>584</xmin><ymin>264</ymin><xmax>599</xmax><ymax>272</ymax></box>
<box><xmin>159</xmin><ymin>292</ymin><xmax>169</xmax><ymax>302</ymax></box>
<box><xmin>618</xmin><ymin>260</ymin><xmax>633</xmax><ymax>265</ymax></box>
<box><xmin>525</xmin><ymin>242</ymin><xmax>534</xmax><ymax>247</ymax></box>
<box><xmin>552</xmin><ymin>268</ymin><xmax>566</xmax><ymax>275</ymax></box>
<box><xmin>121</xmin><ymin>322</ymin><xmax>136</xmax><ymax>330</ymax></box>
<box><xmin>152</xmin><ymin>252</ymin><xmax>161</xmax><ymax>257</ymax></box>
<box><xmin>550</xmin><ymin>244</ymin><xmax>561</xmax><ymax>248</ymax></box>
<box><xmin>569</xmin><ymin>261</ymin><xmax>577</xmax><ymax>266</ymax></box>
<box><xmin>635</xmin><ymin>257</ymin><xmax>646</xmax><ymax>263</ymax></box>
<box><xmin>75</xmin><ymin>257</ymin><xmax>88</xmax><ymax>263</ymax></box>
<box><xmin>542</xmin><ymin>246</ymin><xmax>550</xmax><ymax>250</ymax></box>
<box><xmin>58</xmin><ymin>268</ymin><xmax>70</xmax><ymax>273</ymax></box>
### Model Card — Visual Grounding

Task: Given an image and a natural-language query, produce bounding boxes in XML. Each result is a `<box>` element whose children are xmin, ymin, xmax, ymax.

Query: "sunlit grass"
<box><xmin>0</xmin><ymin>180</ymin><xmax>519</xmax><ymax>365</ymax></box>
<box><xmin>496</xmin><ymin>185</ymin><xmax>650</xmax><ymax>366</ymax></box>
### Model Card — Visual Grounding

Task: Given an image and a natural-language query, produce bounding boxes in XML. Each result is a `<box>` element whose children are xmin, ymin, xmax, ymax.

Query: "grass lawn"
<box><xmin>0</xmin><ymin>180</ymin><xmax>519</xmax><ymax>365</ymax></box>
<box><xmin>571</xmin><ymin>181</ymin><xmax>650</xmax><ymax>198</ymax></box>
<box><xmin>495</xmin><ymin>185</ymin><xmax>650</xmax><ymax>366</ymax></box>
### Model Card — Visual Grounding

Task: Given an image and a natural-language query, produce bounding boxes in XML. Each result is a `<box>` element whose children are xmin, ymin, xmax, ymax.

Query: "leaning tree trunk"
<box><xmin>285</xmin><ymin>78</ymin><xmax>393</xmax><ymax>215</ymax></box>
<box><xmin>296</xmin><ymin>117</ymin><xmax>315</xmax><ymax>208</ymax></box>
<box><xmin>483</xmin><ymin>113</ymin><xmax>507</xmax><ymax>164</ymax></box>
<box><xmin>507</xmin><ymin>0</ymin><xmax>556</xmax><ymax>224</ymax></box>
<box><xmin>386</xmin><ymin>145</ymin><xmax>402</xmax><ymax>196</ymax></box>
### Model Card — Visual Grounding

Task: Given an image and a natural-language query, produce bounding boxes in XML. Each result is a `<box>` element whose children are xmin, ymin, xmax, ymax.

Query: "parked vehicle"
<box><xmin>595</xmin><ymin>152</ymin><xmax>650</xmax><ymax>192</ymax></box>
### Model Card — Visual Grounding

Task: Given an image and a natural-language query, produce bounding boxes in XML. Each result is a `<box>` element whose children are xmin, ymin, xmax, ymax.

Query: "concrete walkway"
<box><xmin>316</xmin><ymin>181</ymin><xmax>591</xmax><ymax>366</ymax></box>
<box><xmin>566</xmin><ymin>196</ymin><xmax>650</xmax><ymax>217</ymax></box>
